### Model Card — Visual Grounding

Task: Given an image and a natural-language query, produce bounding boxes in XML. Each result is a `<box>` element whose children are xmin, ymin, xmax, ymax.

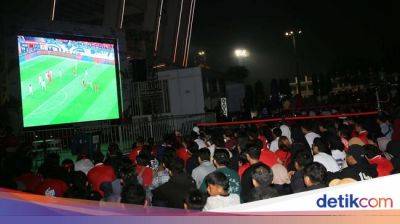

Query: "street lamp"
<box><xmin>197</xmin><ymin>50</ymin><xmax>206</xmax><ymax>56</ymax></box>
<box><xmin>284</xmin><ymin>29</ymin><xmax>303</xmax><ymax>95</ymax></box>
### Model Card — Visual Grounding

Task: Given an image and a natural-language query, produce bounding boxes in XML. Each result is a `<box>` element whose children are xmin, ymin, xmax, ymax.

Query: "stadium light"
<box><xmin>234</xmin><ymin>49</ymin><xmax>249</xmax><ymax>58</ymax></box>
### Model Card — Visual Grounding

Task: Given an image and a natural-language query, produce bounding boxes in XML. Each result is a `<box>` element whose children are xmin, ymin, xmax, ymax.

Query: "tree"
<box><xmin>225</xmin><ymin>66</ymin><xmax>249</xmax><ymax>82</ymax></box>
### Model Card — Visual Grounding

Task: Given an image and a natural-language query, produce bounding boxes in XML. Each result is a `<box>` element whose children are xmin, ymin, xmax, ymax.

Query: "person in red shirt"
<box><xmin>176</xmin><ymin>143</ymin><xmax>191</xmax><ymax>167</ymax></box>
<box><xmin>34</xmin><ymin>178</ymin><xmax>68</xmax><ymax>197</ymax></box>
<box><xmin>135</xmin><ymin>153</ymin><xmax>153</xmax><ymax>188</ymax></box>
<box><xmin>259</xmin><ymin>149</ymin><xmax>278</xmax><ymax>168</ymax></box>
<box><xmin>224</xmin><ymin>130</ymin><xmax>237</xmax><ymax>150</ymax></box>
<box><xmin>354</xmin><ymin>122</ymin><xmax>369</xmax><ymax>145</ymax></box>
<box><xmin>364</xmin><ymin>145</ymin><xmax>393</xmax><ymax>177</ymax></box>
<box><xmin>275</xmin><ymin>136</ymin><xmax>292</xmax><ymax>167</ymax></box>
<box><xmin>14</xmin><ymin>157</ymin><xmax>42</xmax><ymax>192</ymax></box>
<box><xmin>129</xmin><ymin>137</ymin><xmax>145</xmax><ymax>164</ymax></box>
<box><xmin>87</xmin><ymin>154</ymin><xmax>116</xmax><ymax>196</ymax></box>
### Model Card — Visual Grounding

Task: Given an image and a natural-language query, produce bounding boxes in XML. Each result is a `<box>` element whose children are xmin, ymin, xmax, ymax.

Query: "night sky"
<box><xmin>191</xmin><ymin>0</ymin><xmax>400</xmax><ymax>83</ymax></box>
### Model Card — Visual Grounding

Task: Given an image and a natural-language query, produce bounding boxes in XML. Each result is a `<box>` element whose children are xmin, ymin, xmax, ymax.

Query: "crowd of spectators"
<box><xmin>0</xmin><ymin>110</ymin><xmax>400</xmax><ymax>211</ymax></box>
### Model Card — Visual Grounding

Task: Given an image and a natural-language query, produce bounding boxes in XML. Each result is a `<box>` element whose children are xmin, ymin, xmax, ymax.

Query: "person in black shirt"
<box><xmin>290</xmin><ymin>150</ymin><xmax>313</xmax><ymax>193</ymax></box>
<box><xmin>332</xmin><ymin>145</ymin><xmax>378</xmax><ymax>181</ymax></box>
<box><xmin>249</xmin><ymin>163</ymin><xmax>279</xmax><ymax>202</ymax></box>
<box><xmin>303</xmin><ymin>162</ymin><xmax>327</xmax><ymax>191</ymax></box>
<box><xmin>240</xmin><ymin>147</ymin><xmax>263</xmax><ymax>203</ymax></box>
<box><xmin>152</xmin><ymin>158</ymin><xmax>196</xmax><ymax>208</ymax></box>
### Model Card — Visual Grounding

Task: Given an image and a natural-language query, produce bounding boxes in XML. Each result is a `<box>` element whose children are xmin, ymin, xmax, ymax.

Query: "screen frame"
<box><xmin>16</xmin><ymin>31</ymin><xmax>123</xmax><ymax>130</ymax></box>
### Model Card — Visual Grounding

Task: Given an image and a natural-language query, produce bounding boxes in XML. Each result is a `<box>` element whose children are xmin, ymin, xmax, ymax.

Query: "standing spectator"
<box><xmin>203</xmin><ymin>171</ymin><xmax>240</xmax><ymax>211</ymax></box>
<box><xmin>192</xmin><ymin>148</ymin><xmax>216</xmax><ymax>188</ymax></box>
<box><xmin>129</xmin><ymin>137</ymin><xmax>145</xmax><ymax>165</ymax></box>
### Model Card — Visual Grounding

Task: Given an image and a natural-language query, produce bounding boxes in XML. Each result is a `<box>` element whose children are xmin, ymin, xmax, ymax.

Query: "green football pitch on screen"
<box><xmin>19</xmin><ymin>53</ymin><xmax>120</xmax><ymax>128</ymax></box>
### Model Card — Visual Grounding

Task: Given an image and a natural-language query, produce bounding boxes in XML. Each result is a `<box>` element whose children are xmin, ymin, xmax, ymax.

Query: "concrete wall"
<box><xmin>158</xmin><ymin>67</ymin><xmax>205</xmax><ymax>115</ymax></box>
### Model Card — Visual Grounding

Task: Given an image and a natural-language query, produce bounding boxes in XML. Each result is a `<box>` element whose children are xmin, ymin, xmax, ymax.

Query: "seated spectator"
<box><xmin>290</xmin><ymin>150</ymin><xmax>313</xmax><ymax>193</ymax></box>
<box><xmin>250</xmin><ymin>186</ymin><xmax>279</xmax><ymax>202</ymax></box>
<box><xmin>192</xmin><ymin>148</ymin><xmax>216</xmax><ymax>188</ymax></box>
<box><xmin>14</xmin><ymin>156</ymin><xmax>42</xmax><ymax>193</ymax></box>
<box><xmin>301</xmin><ymin>122</ymin><xmax>321</xmax><ymax>149</ymax></box>
<box><xmin>120</xmin><ymin>182</ymin><xmax>146</xmax><ymax>206</ymax></box>
<box><xmin>150</xmin><ymin>157</ymin><xmax>170</xmax><ymax>191</ymax></box>
<box><xmin>152</xmin><ymin>158</ymin><xmax>196</xmax><ymax>208</ymax></box>
<box><xmin>87</xmin><ymin>152</ymin><xmax>116</xmax><ymax>196</ymax></box>
<box><xmin>200</xmin><ymin>148</ymin><xmax>240</xmax><ymax>195</ymax></box>
<box><xmin>184</xmin><ymin>189</ymin><xmax>207</xmax><ymax>211</ymax></box>
<box><xmin>34</xmin><ymin>165</ymin><xmax>69</xmax><ymax>197</ymax></box>
<box><xmin>203</xmin><ymin>171</ymin><xmax>240</xmax><ymax>211</ymax></box>
<box><xmin>275</xmin><ymin>136</ymin><xmax>292</xmax><ymax>167</ymax></box>
<box><xmin>333</xmin><ymin>145</ymin><xmax>378</xmax><ymax>181</ymax></box>
<box><xmin>63</xmin><ymin>171</ymin><xmax>91</xmax><ymax>200</ymax></box>
<box><xmin>135</xmin><ymin>153</ymin><xmax>153</xmax><ymax>188</ymax></box>
<box><xmin>324</xmin><ymin>134</ymin><xmax>347</xmax><ymax>169</ymax></box>
<box><xmin>129</xmin><ymin>137</ymin><xmax>145</xmax><ymax>164</ymax></box>
<box><xmin>303</xmin><ymin>162</ymin><xmax>327</xmax><ymax>191</ymax></box>
<box><xmin>312</xmin><ymin>138</ymin><xmax>340</xmax><ymax>173</ymax></box>
<box><xmin>271</xmin><ymin>164</ymin><xmax>291</xmax><ymax>195</ymax></box>
<box><xmin>328</xmin><ymin>178</ymin><xmax>357</xmax><ymax>187</ymax></box>
<box><xmin>62</xmin><ymin>159</ymin><xmax>74</xmax><ymax>174</ymax></box>
<box><xmin>354</xmin><ymin>121</ymin><xmax>369</xmax><ymax>145</ymax></box>
<box><xmin>100</xmin><ymin>182</ymin><xmax>120</xmax><ymax>203</ymax></box>
<box><xmin>269</xmin><ymin>127</ymin><xmax>282</xmax><ymax>152</ymax></box>
<box><xmin>364</xmin><ymin>145</ymin><xmax>393</xmax><ymax>177</ymax></box>
<box><xmin>248</xmin><ymin>163</ymin><xmax>278</xmax><ymax>202</ymax></box>
<box><xmin>377</xmin><ymin>114</ymin><xmax>393</xmax><ymax>139</ymax></box>
<box><xmin>74</xmin><ymin>153</ymin><xmax>94</xmax><ymax>175</ymax></box>
<box><xmin>240</xmin><ymin>147</ymin><xmax>263</xmax><ymax>203</ymax></box>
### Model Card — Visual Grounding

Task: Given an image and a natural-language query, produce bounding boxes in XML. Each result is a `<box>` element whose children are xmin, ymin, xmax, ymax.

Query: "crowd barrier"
<box><xmin>23</xmin><ymin>113</ymin><xmax>216</xmax><ymax>153</ymax></box>
<box><xmin>196</xmin><ymin>111</ymin><xmax>379</xmax><ymax>127</ymax></box>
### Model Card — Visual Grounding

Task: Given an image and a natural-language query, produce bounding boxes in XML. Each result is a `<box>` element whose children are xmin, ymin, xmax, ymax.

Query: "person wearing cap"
<box><xmin>332</xmin><ymin>145</ymin><xmax>378</xmax><ymax>181</ymax></box>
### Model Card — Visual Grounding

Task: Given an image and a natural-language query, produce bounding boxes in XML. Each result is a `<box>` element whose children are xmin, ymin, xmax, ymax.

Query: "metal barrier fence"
<box><xmin>24</xmin><ymin>113</ymin><xmax>216</xmax><ymax>153</ymax></box>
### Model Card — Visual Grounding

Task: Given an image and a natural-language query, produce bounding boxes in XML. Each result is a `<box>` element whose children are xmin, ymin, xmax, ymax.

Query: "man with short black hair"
<box><xmin>192</xmin><ymin>148</ymin><xmax>216</xmax><ymax>188</ymax></box>
<box><xmin>301</xmin><ymin>122</ymin><xmax>321</xmax><ymax>149</ymax></box>
<box><xmin>200</xmin><ymin>148</ymin><xmax>241</xmax><ymax>195</ymax></box>
<box><xmin>240</xmin><ymin>147</ymin><xmax>263</xmax><ymax>202</ymax></box>
<box><xmin>303</xmin><ymin>162</ymin><xmax>327</xmax><ymax>191</ymax></box>
<box><xmin>290</xmin><ymin>150</ymin><xmax>313</xmax><ymax>193</ymax></box>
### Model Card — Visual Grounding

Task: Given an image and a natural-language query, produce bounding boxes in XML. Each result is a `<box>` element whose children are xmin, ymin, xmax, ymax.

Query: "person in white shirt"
<box><xmin>269</xmin><ymin>127</ymin><xmax>282</xmax><ymax>152</ymax></box>
<box><xmin>280</xmin><ymin>124</ymin><xmax>292</xmax><ymax>143</ymax></box>
<box><xmin>192</xmin><ymin>148</ymin><xmax>216</xmax><ymax>188</ymax></box>
<box><xmin>324</xmin><ymin>134</ymin><xmax>348</xmax><ymax>169</ymax></box>
<box><xmin>203</xmin><ymin>171</ymin><xmax>240</xmax><ymax>211</ymax></box>
<box><xmin>301</xmin><ymin>123</ymin><xmax>321</xmax><ymax>149</ymax></box>
<box><xmin>312</xmin><ymin>138</ymin><xmax>340</xmax><ymax>173</ymax></box>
